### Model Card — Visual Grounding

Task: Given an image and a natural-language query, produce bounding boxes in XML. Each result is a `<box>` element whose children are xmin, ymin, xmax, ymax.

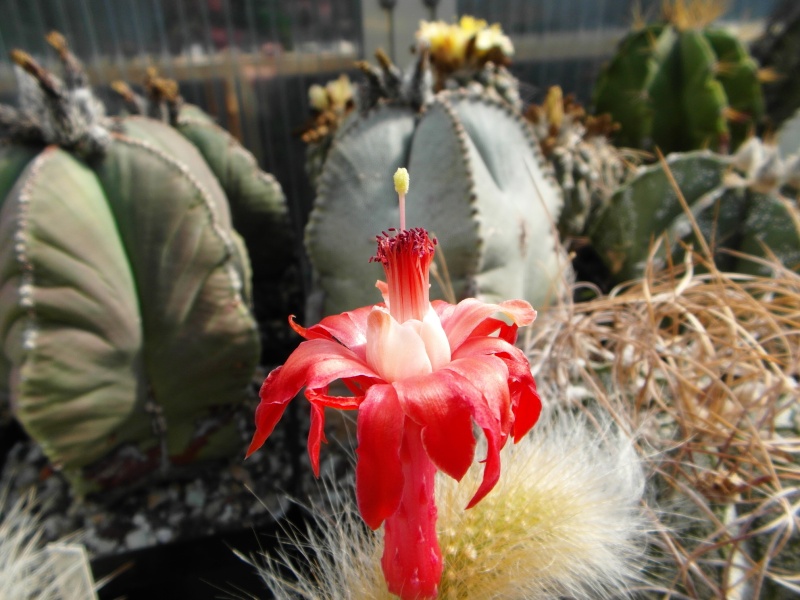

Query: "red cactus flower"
<box><xmin>247</xmin><ymin>169</ymin><xmax>541</xmax><ymax>599</ymax></box>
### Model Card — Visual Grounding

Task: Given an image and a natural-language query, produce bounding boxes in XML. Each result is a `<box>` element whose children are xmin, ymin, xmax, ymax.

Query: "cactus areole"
<box><xmin>248</xmin><ymin>169</ymin><xmax>542</xmax><ymax>598</ymax></box>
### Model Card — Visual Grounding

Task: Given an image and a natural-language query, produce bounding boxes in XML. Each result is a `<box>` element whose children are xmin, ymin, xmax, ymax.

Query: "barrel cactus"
<box><xmin>526</xmin><ymin>86</ymin><xmax>629</xmax><ymax>240</ymax></box>
<box><xmin>589</xmin><ymin>138</ymin><xmax>800</xmax><ymax>282</ymax></box>
<box><xmin>112</xmin><ymin>67</ymin><xmax>296</xmax><ymax>363</ymax></box>
<box><xmin>593</xmin><ymin>0</ymin><xmax>765</xmax><ymax>154</ymax></box>
<box><xmin>0</xmin><ymin>47</ymin><xmax>259</xmax><ymax>494</ymax></box>
<box><xmin>306</xmin><ymin>82</ymin><xmax>565</xmax><ymax>318</ymax></box>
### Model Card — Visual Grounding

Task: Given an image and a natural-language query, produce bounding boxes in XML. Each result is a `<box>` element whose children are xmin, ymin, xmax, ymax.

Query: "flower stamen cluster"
<box><xmin>370</xmin><ymin>227</ymin><xmax>436</xmax><ymax>323</ymax></box>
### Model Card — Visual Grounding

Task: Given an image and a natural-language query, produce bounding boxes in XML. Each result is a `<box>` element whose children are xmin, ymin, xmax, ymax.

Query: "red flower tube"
<box><xmin>247</xmin><ymin>169</ymin><xmax>541</xmax><ymax>598</ymax></box>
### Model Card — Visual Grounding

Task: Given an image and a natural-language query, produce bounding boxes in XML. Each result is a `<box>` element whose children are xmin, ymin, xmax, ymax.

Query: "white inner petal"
<box><xmin>419</xmin><ymin>307</ymin><xmax>452</xmax><ymax>371</ymax></box>
<box><xmin>365</xmin><ymin>306</ymin><xmax>453</xmax><ymax>382</ymax></box>
<box><xmin>366</xmin><ymin>307</ymin><xmax>433</xmax><ymax>382</ymax></box>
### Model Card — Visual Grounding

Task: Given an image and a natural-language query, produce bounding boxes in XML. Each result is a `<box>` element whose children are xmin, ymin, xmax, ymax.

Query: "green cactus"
<box><xmin>593</xmin><ymin>3</ymin><xmax>764</xmax><ymax>154</ymax></box>
<box><xmin>0</xmin><ymin>49</ymin><xmax>259</xmax><ymax>494</ymax></box>
<box><xmin>114</xmin><ymin>74</ymin><xmax>293</xmax><ymax>278</ymax></box>
<box><xmin>588</xmin><ymin>141</ymin><xmax>800</xmax><ymax>282</ymax></box>
<box><xmin>306</xmin><ymin>87</ymin><xmax>565</xmax><ymax>318</ymax></box>
<box><xmin>112</xmin><ymin>72</ymin><xmax>297</xmax><ymax>361</ymax></box>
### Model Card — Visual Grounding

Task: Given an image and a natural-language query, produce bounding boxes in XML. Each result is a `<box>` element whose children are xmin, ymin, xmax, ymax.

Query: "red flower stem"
<box><xmin>382</xmin><ymin>418</ymin><xmax>442</xmax><ymax>599</ymax></box>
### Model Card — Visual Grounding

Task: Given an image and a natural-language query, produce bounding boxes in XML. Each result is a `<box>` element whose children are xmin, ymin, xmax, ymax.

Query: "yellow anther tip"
<box><xmin>394</xmin><ymin>167</ymin><xmax>410</xmax><ymax>195</ymax></box>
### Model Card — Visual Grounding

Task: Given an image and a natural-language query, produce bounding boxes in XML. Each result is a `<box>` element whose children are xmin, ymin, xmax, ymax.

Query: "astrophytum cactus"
<box><xmin>593</xmin><ymin>0</ymin><xmax>765</xmax><ymax>154</ymax></box>
<box><xmin>589</xmin><ymin>138</ymin><xmax>800</xmax><ymax>282</ymax></box>
<box><xmin>112</xmin><ymin>71</ymin><xmax>295</xmax><ymax>332</ymax></box>
<box><xmin>305</xmin><ymin>86</ymin><xmax>565</xmax><ymax>319</ymax></box>
<box><xmin>0</xmin><ymin>44</ymin><xmax>259</xmax><ymax>494</ymax></box>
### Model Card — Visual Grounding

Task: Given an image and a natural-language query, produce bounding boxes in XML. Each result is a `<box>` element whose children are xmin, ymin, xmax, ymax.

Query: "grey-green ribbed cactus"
<box><xmin>111</xmin><ymin>72</ymin><xmax>297</xmax><ymax>362</ymax></box>
<box><xmin>0</xmin><ymin>48</ymin><xmax>259</xmax><ymax>495</ymax></box>
<box><xmin>589</xmin><ymin>140</ymin><xmax>800</xmax><ymax>282</ymax></box>
<box><xmin>112</xmin><ymin>73</ymin><xmax>294</xmax><ymax>289</ymax></box>
<box><xmin>306</xmin><ymin>87</ymin><xmax>565</xmax><ymax>318</ymax></box>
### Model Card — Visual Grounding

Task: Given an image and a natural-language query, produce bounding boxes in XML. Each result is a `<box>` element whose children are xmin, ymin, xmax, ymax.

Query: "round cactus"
<box><xmin>0</xmin><ymin>45</ymin><xmax>259</xmax><ymax>494</ymax></box>
<box><xmin>593</xmin><ymin>1</ymin><xmax>765</xmax><ymax>154</ymax></box>
<box><xmin>305</xmin><ymin>88</ymin><xmax>565</xmax><ymax>318</ymax></box>
<box><xmin>111</xmin><ymin>66</ymin><xmax>297</xmax><ymax>363</ymax></box>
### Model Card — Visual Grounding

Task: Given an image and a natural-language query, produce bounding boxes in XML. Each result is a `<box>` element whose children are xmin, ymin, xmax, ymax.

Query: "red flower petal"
<box><xmin>445</xmin><ymin>355</ymin><xmax>511</xmax><ymax>437</ymax></box>
<box><xmin>246</xmin><ymin>339</ymin><xmax>379</xmax><ymax>457</ymax></box>
<box><xmin>393</xmin><ymin>371</ymin><xmax>477</xmax><ymax>481</ymax></box>
<box><xmin>289</xmin><ymin>305</ymin><xmax>374</xmax><ymax>361</ymax></box>
<box><xmin>246</xmin><ymin>366</ymin><xmax>289</xmax><ymax>457</ymax></box>
<box><xmin>452</xmin><ymin>335</ymin><xmax>529</xmax><ymax>364</ymax></box>
<box><xmin>439</xmin><ymin>298</ymin><xmax>536</xmax><ymax>351</ymax></box>
<box><xmin>441</xmin><ymin>356</ymin><xmax>510</xmax><ymax>507</ymax></box>
<box><xmin>467</xmin><ymin>317</ymin><xmax>519</xmax><ymax>344</ymax></box>
<box><xmin>467</xmin><ymin>427</ymin><xmax>501</xmax><ymax>509</ymax></box>
<box><xmin>454</xmin><ymin>336</ymin><xmax>542</xmax><ymax>443</ymax></box>
<box><xmin>308</xmin><ymin>401</ymin><xmax>328</xmax><ymax>477</ymax></box>
<box><xmin>356</xmin><ymin>384</ymin><xmax>405</xmax><ymax>529</ymax></box>
<box><xmin>509</xmin><ymin>374</ymin><xmax>541</xmax><ymax>442</ymax></box>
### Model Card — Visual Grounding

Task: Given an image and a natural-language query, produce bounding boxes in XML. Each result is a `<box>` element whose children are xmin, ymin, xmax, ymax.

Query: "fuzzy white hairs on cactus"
<box><xmin>244</xmin><ymin>409</ymin><xmax>648</xmax><ymax>599</ymax></box>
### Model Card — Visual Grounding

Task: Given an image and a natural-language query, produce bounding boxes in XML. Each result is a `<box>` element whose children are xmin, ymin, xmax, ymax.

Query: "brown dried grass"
<box><xmin>525</xmin><ymin>237</ymin><xmax>800</xmax><ymax>597</ymax></box>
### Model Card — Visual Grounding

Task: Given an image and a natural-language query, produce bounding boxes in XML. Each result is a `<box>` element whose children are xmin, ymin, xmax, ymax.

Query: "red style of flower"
<box><xmin>247</xmin><ymin>226</ymin><xmax>541</xmax><ymax>599</ymax></box>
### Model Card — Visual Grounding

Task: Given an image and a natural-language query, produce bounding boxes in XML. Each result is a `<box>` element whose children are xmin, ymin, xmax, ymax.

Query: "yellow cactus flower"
<box><xmin>308</xmin><ymin>84</ymin><xmax>330</xmax><ymax>112</ymax></box>
<box><xmin>326</xmin><ymin>74</ymin><xmax>354</xmax><ymax>112</ymax></box>
<box><xmin>474</xmin><ymin>23</ymin><xmax>514</xmax><ymax>58</ymax></box>
<box><xmin>458</xmin><ymin>15</ymin><xmax>488</xmax><ymax>35</ymax></box>
<box><xmin>417</xmin><ymin>20</ymin><xmax>470</xmax><ymax>70</ymax></box>
<box><xmin>416</xmin><ymin>15</ymin><xmax>513</xmax><ymax>78</ymax></box>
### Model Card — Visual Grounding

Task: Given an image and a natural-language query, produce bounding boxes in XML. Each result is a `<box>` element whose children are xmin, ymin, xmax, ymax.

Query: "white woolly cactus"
<box><xmin>0</xmin><ymin>491</ymin><xmax>97</xmax><ymax>599</ymax></box>
<box><xmin>244</xmin><ymin>410</ymin><xmax>648</xmax><ymax>599</ymax></box>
